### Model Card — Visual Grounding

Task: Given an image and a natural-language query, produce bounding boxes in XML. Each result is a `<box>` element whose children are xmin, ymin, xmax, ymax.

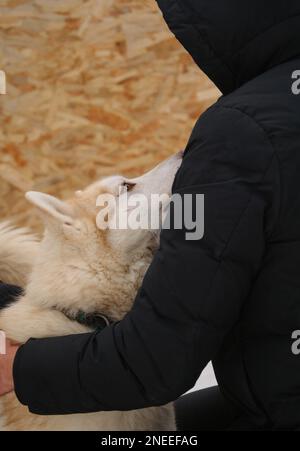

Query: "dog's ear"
<box><xmin>25</xmin><ymin>191</ymin><xmax>75</xmax><ymax>226</ymax></box>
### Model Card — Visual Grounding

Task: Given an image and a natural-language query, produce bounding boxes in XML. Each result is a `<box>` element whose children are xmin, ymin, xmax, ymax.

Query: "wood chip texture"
<box><xmin>0</xmin><ymin>0</ymin><xmax>220</xmax><ymax>233</ymax></box>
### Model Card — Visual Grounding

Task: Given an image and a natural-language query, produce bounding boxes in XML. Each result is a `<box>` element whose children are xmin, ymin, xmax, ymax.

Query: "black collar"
<box><xmin>63</xmin><ymin>309</ymin><xmax>113</xmax><ymax>331</ymax></box>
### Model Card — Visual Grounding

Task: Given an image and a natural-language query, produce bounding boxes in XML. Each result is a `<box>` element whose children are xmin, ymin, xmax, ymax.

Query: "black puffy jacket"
<box><xmin>14</xmin><ymin>0</ymin><xmax>300</xmax><ymax>430</ymax></box>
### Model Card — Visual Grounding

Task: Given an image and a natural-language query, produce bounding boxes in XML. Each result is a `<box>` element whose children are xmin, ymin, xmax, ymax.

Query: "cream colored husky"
<box><xmin>0</xmin><ymin>153</ymin><xmax>182</xmax><ymax>431</ymax></box>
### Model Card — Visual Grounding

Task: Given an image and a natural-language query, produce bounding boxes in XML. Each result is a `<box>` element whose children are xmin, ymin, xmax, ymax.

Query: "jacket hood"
<box><xmin>157</xmin><ymin>0</ymin><xmax>300</xmax><ymax>94</ymax></box>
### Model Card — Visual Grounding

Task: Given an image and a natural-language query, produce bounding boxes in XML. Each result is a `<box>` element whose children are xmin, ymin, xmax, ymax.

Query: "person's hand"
<box><xmin>0</xmin><ymin>283</ymin><xmax>23</xmax><ymax>395</ymax></box>
<box><xmin>0</xmin><ymin>337</ymin><xmax>19</xmax><ymax>396</ymax></box>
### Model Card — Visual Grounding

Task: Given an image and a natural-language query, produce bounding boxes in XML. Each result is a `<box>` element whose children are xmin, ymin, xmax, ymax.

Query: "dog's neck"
<box><xmin>24</xmin><ymin>230</ymin><xmax>155</xmax><ymax>324</ymax></box>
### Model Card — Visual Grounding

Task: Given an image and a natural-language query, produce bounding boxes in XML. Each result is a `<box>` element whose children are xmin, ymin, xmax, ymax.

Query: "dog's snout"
<box><xmin>170</xmin><ymin>150</ymin><xmax>183</xmax><ymax>161</ymax></box>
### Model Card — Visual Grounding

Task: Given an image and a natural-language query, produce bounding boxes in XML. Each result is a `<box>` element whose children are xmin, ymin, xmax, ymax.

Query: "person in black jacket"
<box><xmin>2</xmin><ymin>0</ymin><xmax>300</xmax><ymax>430</ymax></box>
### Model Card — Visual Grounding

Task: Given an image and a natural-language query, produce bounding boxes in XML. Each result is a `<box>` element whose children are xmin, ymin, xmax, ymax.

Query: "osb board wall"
<box><xmin>0</xmin><ymin>0</ymin><xmax>220</xmax><ymax>233</ymax></box>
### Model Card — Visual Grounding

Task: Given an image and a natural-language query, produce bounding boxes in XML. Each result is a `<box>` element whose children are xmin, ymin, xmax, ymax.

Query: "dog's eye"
<box><xmin>122</xmin><ymin>182</ymin><xmax>136</xmax><ymax>192</ymax></box>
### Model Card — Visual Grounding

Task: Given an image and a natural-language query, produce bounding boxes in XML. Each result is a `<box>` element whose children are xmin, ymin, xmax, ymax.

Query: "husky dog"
<box><xmin>0</xmin><ymin>153</ymin><xmax>182</xmax><ymax>431</ymax></box>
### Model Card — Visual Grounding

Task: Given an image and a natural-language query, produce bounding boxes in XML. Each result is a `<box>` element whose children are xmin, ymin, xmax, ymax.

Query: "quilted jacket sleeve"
<box><xmin>13</xmin><ymin>105</ymin><xmax>279</xmax><ymax>414</ymax></box>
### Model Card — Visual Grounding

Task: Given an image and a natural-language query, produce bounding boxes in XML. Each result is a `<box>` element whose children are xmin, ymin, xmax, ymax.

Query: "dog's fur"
<box><xmin>0</xmin><ymin>153</ymin><xmax>182</xmax><ymax>431</ymax></box>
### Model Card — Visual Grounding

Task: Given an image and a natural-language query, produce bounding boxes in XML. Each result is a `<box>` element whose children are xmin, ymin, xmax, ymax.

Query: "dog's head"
<box><xmin>25</xmin><ymin>152</ymin><xmax>182</xmax><ymax>318</ymax></box>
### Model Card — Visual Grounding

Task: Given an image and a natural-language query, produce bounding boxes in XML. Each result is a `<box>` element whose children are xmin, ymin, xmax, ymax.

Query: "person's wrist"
<box><xmin>0</xmin><ymin>337</ymin><xmax>19</xmax><ymax>396</ymax></box>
